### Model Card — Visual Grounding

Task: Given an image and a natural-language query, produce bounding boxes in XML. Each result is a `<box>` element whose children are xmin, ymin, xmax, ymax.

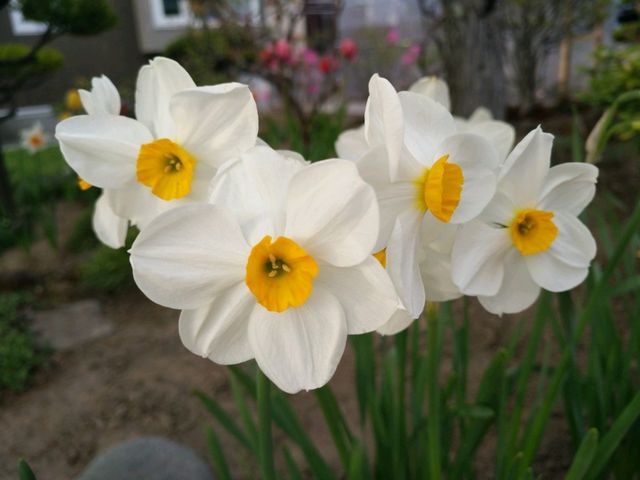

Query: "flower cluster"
<box><xmin>55</xmin><ymin>60</ymin><xmax>598</xmax><ymax>393</ymax></box>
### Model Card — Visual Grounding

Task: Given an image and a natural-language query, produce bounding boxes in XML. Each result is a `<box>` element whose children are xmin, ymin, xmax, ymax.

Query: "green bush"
<box><xmin>165</xmin><ymin>25</ymin><xmax>257</xmax><ymax>85</ymax></box>
<box><xmin>582</xmin><ymin>45</ymin><xmax>640</xmax><ymax>143</ymax></box>
<box><xmin>78</xmin><ymin>229</ymin><xmax>137</xmax><ymax>293</ymax></box>
<box><xmin>0</xmin><ymin>43</ymin><xmax>63</xmax><ymax>91</ymax></box>
<box><xmin>18</xmin><ymin>0</ymin><xmax>117</xmax><ymax>36</ymax></box>
<box><xmin>0</xmin><ymin>292</ymin><xmax>46</xmax><ymax>395</ymax></box>
<box><xmin>1</xmin><ymin>146</ymin><xmax>88</xmax><ymax>253</ymax></box>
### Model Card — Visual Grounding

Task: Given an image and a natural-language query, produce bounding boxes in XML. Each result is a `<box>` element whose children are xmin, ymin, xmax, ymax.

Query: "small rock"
<box><xmin>77</xmin><ymin>436</ymin><xmax>214</xmax><ymax>480</ymax></box>
<box><xmin>30</xmin><ymin>300</ymin><xmax>114</xmax><ymax>350</ymax></box>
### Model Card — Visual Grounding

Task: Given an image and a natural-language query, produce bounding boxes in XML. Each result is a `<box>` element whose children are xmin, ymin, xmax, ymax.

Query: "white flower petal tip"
<box><xmin>79</xmin><ymin>75</ymin><xmax>121</xmax><ymax>116</ymax></box>
<box><xmin>335</xmin><ymin>126</ymin><xmax>368</xmax><ymax>160</ymax></box>
<box><xmin>249</xmin><ymin>288</ymin><xmax>348</xmax><ymax>394</ymax></box>
<box><xmin>376</xmin><ymin>309</ymin><xmax>415</xmax><ymax>336</ymax></box>
<box><xmin>55</xmin><ymin>114</ymin><xmax>152</xmax><ymax>189</ymax></box>
<box><xmin>408</xmin><ymin>76</ymin><xmax>451</xmax><ymax>111</ymax></box>
<box><xmin>92</xmin><ymin>192</ymin><xmax>128</xmax><ymax>249</ymax></box>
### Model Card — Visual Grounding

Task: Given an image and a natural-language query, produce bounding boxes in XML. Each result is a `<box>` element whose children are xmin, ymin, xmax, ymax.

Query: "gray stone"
<box><xmin>77</xmin><ymin>436</ymin><xmax>213</xmax><ymax>480</ymax></box>
<box><xmin>30</xmin><ymin>300</ymin><xmax>114</xmax><ymax>350</ymax></box>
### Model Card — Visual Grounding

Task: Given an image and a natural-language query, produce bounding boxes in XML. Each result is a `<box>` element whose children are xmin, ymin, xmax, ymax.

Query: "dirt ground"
<box><xmin>0</xmin><ymin>284</ymin><xmax>572</xmax><ymax>479</ymax></box>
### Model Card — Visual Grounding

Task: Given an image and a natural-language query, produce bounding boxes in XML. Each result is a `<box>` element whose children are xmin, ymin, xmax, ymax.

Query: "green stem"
<box><xmin>427</xmin><ymin>309</ymin><xmax>442</xmax><ymax>480</ymax></box>
<box><xmin>520</xmin><ymin>197</ymin><xmax>640</xmax><ymax>466</ymax></box>
<box><xmin>314</xmin><ymin>386</ymin><xmax>351</xmax><ymax>472</ymax></box>
<box><xmin>395</xmin><ymin>329</ymin><xmax>409</xmax><ymax>479</ymax></box>
<box><xmin>257</xmin><ymin>369</ymin><xmax>276</xmax><ymax>480</ymax></box>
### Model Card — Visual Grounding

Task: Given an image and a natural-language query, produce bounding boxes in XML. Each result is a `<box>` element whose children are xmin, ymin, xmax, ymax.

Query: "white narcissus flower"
<box><xmin>75</xmin><ymin>75</ymin><xmax>129</xmax><ymax>249</ymax></box>
<box><xmin>408</xmin><ymin>76</ymin><xmax>515</xmax><ymax>163</ymax></box>
<box><xmin>56</xmin><ymin>56</ymin><xmax>258</xmax><ymax>215</ymax></box>
<box><xmin>451</xmin><ymin>127</ymin><xmax>598</xmax><ymax>315</ymax></box>
<box><xmin>78</xmin><ymin>75</ymin><xmax>121</xmax><ymax>116</ymax></box>
<box><xmin>336</xmin><ymin>76</ymin><xmax>515</xmax><ymax>165</ymax></box>
<box><xmin>129</xmin><ymin>146</ymin><xmax>398</xmax><ymax>393</ymax></box>
<box><xmin>21</xmin><ymin>121</ymin><xmax>48</xmax><ymax>153</ymax></box>
<box><xmin>356</xmin><ymin>74</ymin><xmax>498</xmax><ymax>321</ymax></box>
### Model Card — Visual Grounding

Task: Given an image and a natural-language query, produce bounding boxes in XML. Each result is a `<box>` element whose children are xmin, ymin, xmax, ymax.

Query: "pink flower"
<box><xmin>274</xmin><ymin>39</ymin><xmax>292</xmax><ymax>62</ymax></box>
<box><xmin>300</xmin><ymin>48</ymin><xmax>319</xmax><ymax>66</ymax></box>
<box><xmin>319</xmin><ymin>55</ymin><xmax>338</xmax><ymax>74</ymax></box>
<box><xmin>401</xmin><ymin>43</ymin><xmax>421</xmax><ymax>65</ymax></box>
<box><xmin>386</xmin><ymin>28</ymin><xmax>400</xmax><ymax>45</ymax></box>
<box><xmin>259</xmin><ymin>44</ymin><xmax>274</xmax><ymax>64</ymax></box>
<box><xmin>339</xmin><ymin>38</ymin><xmax>357</xmax><ymax>61</ymax></box>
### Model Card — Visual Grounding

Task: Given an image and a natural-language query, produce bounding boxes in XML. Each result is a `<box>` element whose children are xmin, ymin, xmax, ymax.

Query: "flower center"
<box><xmin>509</xmin><ymin>208</ymin><xmax>558</xmax><ymax>256</ymax></box>
<box><xmin>29</xmin><ymin>135</ymin><xmax>43</xmax><ymax>147</ymax></box>
<box><xmin>373</xmin><ymin>248</ymin><xmax>387</xmax><ymax>268</ymax></box>
<box><xmin>414</xmin><ymin>154</ymin><xmax>464</xmax><ymax>222</ymax></box>
<box><xmin>245</xmin><ymin>235</ymin><xmax>319</xmax><ymax>313</ymax></box>
<box><xmin>136</xmin><ymin>138</ymin><xmax>196</xmax><ymax>201</ymax></box>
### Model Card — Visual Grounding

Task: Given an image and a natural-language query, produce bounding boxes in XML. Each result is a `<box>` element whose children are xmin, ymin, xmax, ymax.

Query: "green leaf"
<box><xmin>346</xmin><ymin>442</ymin><xmax>370</xmax><ymax>480</ymax></box>
<box><xmin>193</xmin><ymin>390</ymin><xmax>254</xmax><ymax>453</ymax></box>
<box><xmin>282</xmin><ymin>446</ymin><xmax>304</xmax><ymax>480</ymax></box>
<box><xmin>565</xmin><ymin>429</ymin><xmax>599</xmax><ymax>480</ymax></box>
<box><xmin>17</xmin><ymin>459</ymin><xmax>36</xmax><ymax>480</ymax></box>
<box><xmin>206</xmin><ymin>427</ymin><xmax>232</xmax><ymax>480</ymax></box>
<box><xmin>586</xmin><ymin>391</ymin><xmax>640</xmax><ymax>479</ymax></box>
<box><xmin>228</xmin><ymin>366</ymin><xmax>335</xmax><ymax>480</ymax></box>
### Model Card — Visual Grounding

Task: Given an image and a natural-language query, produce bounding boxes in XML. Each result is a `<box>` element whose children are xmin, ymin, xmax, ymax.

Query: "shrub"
<box><xmin>0</xmin><ymin>292</ymin><xmax>46</xmax><ymax>395</ymax></box>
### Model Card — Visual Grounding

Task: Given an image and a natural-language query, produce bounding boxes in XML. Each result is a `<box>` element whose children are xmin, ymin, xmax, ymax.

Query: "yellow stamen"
<box><xmin>509</xmin><ymin>209</ymin><xmax>558</xmax><ymax>256</ymax></box>
<box><xmin>246</xmin><ymin>235</ymin><xmax>319</xmax><ymax>313</ymax></box>
<box><xmin>136</xmin><ymin>138</ymin><xmax>196</xmax><ymax>201</ymax></box>
<box><xmin>373</xmin><ymin>249</ymin><xmax>387</xmax><ymax>268</ymax></box>
<box><xmin>77</xmin><ymin>178</ymin><xmax>92</xmax><ymax>191</ymax></box>
<box><xmin>414</xmin><ymin>154</ymin><xmax>464</xmax><ymax>222</ymax></box>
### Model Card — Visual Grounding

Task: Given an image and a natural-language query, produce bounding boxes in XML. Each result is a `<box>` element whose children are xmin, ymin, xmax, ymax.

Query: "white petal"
<box><xmin>433</xmin><ymin>133</ymin><xmax>498</xmax><ymax>223</ymax></box>
<box><xmin>451</xmin><ymin>220</ymin><xmax>511</xmax><ymax>296</ymax></box>
<box><xmin>285</xmin><ymin>159</ymin><xmax>379</xmax><ymax>267</ymax></box>
<box><xmin>179</xmin><ymin>282</ymin><xmax>255</xmax><ymax>365</ymax></box>
<box><xmin>525</xmin><ymin>213</ymin><xmax>595</xmax><ymax>292</ymax></box>
<box><xmin>356</xmin><ymin>146</ymin><xmax>415</xmax><ymax>251</ymax></box>
<box><xmin>538</xmin><ymin>163</ymin><xmax>598</xmax><ymax>216</ymax></box>
<box><xmin>92</xmin><ymin>191</ymin><xmax>128</xmax><ymax>249</ymax></box>
<box><xmin>55</xmin><ymin>115</ymin><xmax>151</xmax><ymax>188</ymax></box>
<box><xmin>171</xmin><ymin>85</ymin><xmax>258</xmax><ymax>167</ymax></box>
<box><xmin>420</xmin><ymin>247</ymin><xmax>462</xmax><ymax>302</ymax></box>
<box><xmin>386</xmin><ymin>210</ymin><xmax>426</xmax><ymax>318</ymax></box>
<box><xmin>80</xmin><ymin>75</ymin><xmax>121</xmax><ymax>116</ymax></box>
<box><xmin>364</xmin><ymin>74</ymin><xmax>404</xmax><ymax>175</ymax></box>
<box><xmin>130</xmin><ymin>204</ymin><xmax>249</xmax><ymax>309</ymax></box>
<box><xmin>478</xmin><ymin>251</ymin><xmax>540</xmax><ymax>315</ymax></box>
<box><xmin>408</xmin><ymin>76</ymin><xmax>451</xmax><ymax>111</ymax></box>
<box><xmin>499</xmin><ymin>126</ymin><xmax>553</xmax><ymax>207</ymax></box>
<box><xmin>248</xmin><ymin>288</ymin><xmax>347</xmax><ymax>393</ymax></box>
<box><xmin>209</xmin><ymin>146</ymin><xmax>304</xmax><ymax>244</ymax></box>
<box><xmin>106</xmin><ymin>181</ymin><xmax>178</xmax><ymax>230</ymax></box>
<box><xmin>377</xmin><ymin>309</ymin><xmax>414</xmax><ymax>335</ymax></box>
<box><xmin>316</xmin><ymin>257</ymin><xmax>398</xmax><ymax>334</ymax></box>
<box><xmin>335</xmin><ymin>125</ymin><xmax>368</xmax><ymax>160</ymax></box>
<box><xmin>398</xmin><ymin>91</ymin><xmax>456</xmax><ymax>168</ymax></box>
<box><xmin>547</xmin><ymin>212</ymin><xmax>597</xmax><ymax>267</ymax></box>
<box><xmin>468</xmin><ymin>107</ymin><xmax>494</xmax><ymax>123</ymax></box>
<box><xmin>464</xmin><ymin>120</ymin><xmax>515</xmax><ymax>164</ymax></box>
<box><xmin>478</xmin><ymin>191</ymin><xmax>516</xmax><ymax>226</ymax></box>
<box><xmin>135</xmin><ymin>56</ymin><xmax>195</xmax><ymax>137</ymax></box>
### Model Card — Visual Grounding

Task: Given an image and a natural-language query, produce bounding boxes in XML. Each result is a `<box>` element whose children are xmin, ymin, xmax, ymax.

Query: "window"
<box><xmin>149</xmin><ymin>0</ymin><xmax>192</xmax><ymax>29</ymax></box>
<box><xmin>8</xmin><ymin>1</ymin><xmax>47</xmax><ymax>36</ymax></box>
